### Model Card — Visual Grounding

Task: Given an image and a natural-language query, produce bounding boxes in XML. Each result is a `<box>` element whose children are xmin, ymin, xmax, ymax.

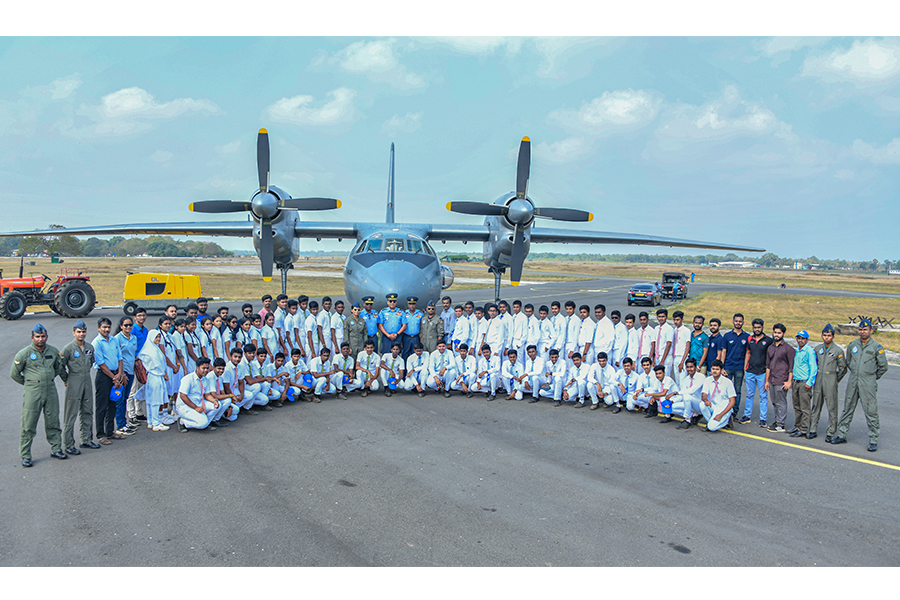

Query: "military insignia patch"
<box><xmin>74</xmin><ymin>351</ymin><xmax>80</xmax><ymax>358</ymax></box>
<box><xmin>30</xmin><ymin>352</ymin><xmax>37</xmax><ymax>360</ymax></box>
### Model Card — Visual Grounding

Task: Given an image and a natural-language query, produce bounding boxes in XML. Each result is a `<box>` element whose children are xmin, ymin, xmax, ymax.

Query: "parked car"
<box><xmin>662</xmin><ymin>272</ymin><xmax>689</xmax><ymax>299</ymax></box>
<box><xmin>627</xmin><ymin>283</ymin><xmax>661</xmax><ymax>306</ymax></box>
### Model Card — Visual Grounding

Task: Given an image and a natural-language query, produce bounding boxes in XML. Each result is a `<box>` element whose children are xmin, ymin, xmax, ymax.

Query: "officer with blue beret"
<box><xmin>401</xmin><ymin>296</ymin><xmax>424</xmax><ymax>361</ymax></box>
<box><xmin>833</xmin><ymin>318</ymin><xmax>888</xmax><ymax>451</ymax></box>
<box><xmin>360</xmin><ymin>296</ymin><xmax>379</xmax><ymax>348</ymax></box>
<box><xmin>378</xmin><ymin>293</ymin><xmax>406</xmax><ymax>354</ymax></box>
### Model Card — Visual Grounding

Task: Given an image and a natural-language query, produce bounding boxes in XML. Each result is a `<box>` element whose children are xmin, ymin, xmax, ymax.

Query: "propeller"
<box><xmin>446</xmin><ymin>136</ymin><xmax>594</xmax><ymax>286</ymax></box>
<box><xmin>188</xmin><ymin>129</ymin><xmax>341</xmax><ymax>282</ymax></box>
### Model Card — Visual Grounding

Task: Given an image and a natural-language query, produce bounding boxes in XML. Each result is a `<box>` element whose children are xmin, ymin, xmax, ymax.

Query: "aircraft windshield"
<box><xmin>407</xmin><ymin>239</ymin><xmax>424</xmax><ymax>254</ymax></box>
<box><xmin>384</xmin><ymin>238</ymin><xmax>404</xmax><ymax>252</ymax></box>
<box><xmin>364</xmin><ymin>239</ymin><xmax>383</xmax><ymax>252</ymax></box>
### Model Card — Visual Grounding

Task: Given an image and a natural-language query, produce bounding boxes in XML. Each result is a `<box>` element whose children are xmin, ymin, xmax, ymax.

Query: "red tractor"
<box><xmin>0</xmin><ymin>262</ymin><xmax>96</xmax><ymax>321</ymax></box>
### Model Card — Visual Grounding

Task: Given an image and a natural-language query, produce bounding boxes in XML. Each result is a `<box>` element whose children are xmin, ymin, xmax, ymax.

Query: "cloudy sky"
<box><xmin>1</xmin><ymin>30</ymin><xmax>897</xmax><ymax>261</ymax></box>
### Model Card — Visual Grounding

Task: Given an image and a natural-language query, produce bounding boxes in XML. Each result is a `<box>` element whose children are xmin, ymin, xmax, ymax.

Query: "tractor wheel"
<box><xmin>123</xmin><ymin>302</ymin><xmax>138</xmax><ymax>317</ymax></box>
<box><xmin>54</xmin><ymin>280</ymin><xmax>96</xmax><ymax>318</ymax></box>
<box><xmin>0</xmin><ymin>291</ymin><xmax>28</xmax><ymax>320</ymax></box>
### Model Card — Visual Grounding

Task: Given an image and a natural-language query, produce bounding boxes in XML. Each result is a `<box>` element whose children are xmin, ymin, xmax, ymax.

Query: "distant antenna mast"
<box><xmin>386</xmin><ymin>142</ymin><xmax>395</xmax><ymax>224</ymax></box>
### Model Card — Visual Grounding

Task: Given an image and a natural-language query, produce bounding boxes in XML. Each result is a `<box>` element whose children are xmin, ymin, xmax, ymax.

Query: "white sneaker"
<box><xmin>152</xmin><ymin>424</ymin><xmax>170</xmax><ymax>431</ymax></box>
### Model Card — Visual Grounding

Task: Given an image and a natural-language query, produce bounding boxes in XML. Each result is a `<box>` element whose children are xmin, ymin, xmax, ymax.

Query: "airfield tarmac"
<box><xmin>1</xmin><ymin>275</ymin><xmax>898</xmax><ymax>567</ymax></box>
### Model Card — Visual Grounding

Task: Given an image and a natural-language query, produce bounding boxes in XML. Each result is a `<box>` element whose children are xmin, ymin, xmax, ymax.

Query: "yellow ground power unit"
<box><xmin>122</xmin><ymin>272</ymin><xmax>202</xmax><ymax>316</ymax></box>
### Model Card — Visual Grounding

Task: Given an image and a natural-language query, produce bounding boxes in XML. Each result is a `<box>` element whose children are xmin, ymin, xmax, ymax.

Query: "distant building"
<box><xmin>890</xmin><ymin>270</ymin><xmax>900</xmax><ymax>275</ymax></box>
<box><xmin>712</xmin><ymin>261</ymin><xmax>758</xmax><ymax>268</ymax></box>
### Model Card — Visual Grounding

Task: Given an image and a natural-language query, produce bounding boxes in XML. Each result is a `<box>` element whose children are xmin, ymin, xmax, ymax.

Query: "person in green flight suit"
<box><xmin>60</xmin><ymin>319</ymin><xmax>101</xmax><ymax>454</ymax></box>
<box><xmin>10</xmin><ymin>323</ymin><xmax>68</xmax><ymax>468</ymax></box>
<box><xmin>832</xmin><ymin>319</ymin><xmax>889</xmax><ymax>452</ymax></box>
<box><xmin>808</xmin><ymin>324</ymin><xmax>847</xmax><ymax>442</ymax></box>
<box><xmin>343</xmin><ymin>301</ymin><xmax>368</xmax><ymax>357</ymax></box>
<box><xmin>420</xmin><ymin>300</ymin><xmax>445</xmax><ymax>354</ymax></box>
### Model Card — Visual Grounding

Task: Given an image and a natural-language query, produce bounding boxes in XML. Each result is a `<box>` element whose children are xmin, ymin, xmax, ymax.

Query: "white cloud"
<box><xmin>266</xmin><ymin>88</ymin><xmax>358</xmax><ymax>126</ymax></box>
<box><xmin>334</xmin><ymin>39</ymin><xmax>426</xmax><ymax>90</ymax></box>
<box><xmin>150</xmin><ymin>150</ymin><xmax>172</xmax><ymax>163</ymax></box>
<box><xmin>758</xmin><ymin>37</ymin><xmax>830</xmax><ymax>57</ymax></box>
<box><xmin>851</xmin><ymin>138</ymin><xmax>900</xmax><ymax>164</ymax></box>
<box><xmin>533</xmin><ymin>137</ymin><xmax>591</xmax><ymax>163</ymax></box>
<box><xmin>425</xmin><ymin>37</ymin><xmax>523</xmax><ymax>55</ymax></box>
<box><xmin>381</xmin><ymin>112</ymin><xmax>422</xmax><ymax>136</ymax></box>
<box><xmin>801</xmin><ymin>39</ymin><xmax>900</xmax><ymax>84</ymax></box>
<box><xmin>550</xmin><ymin>89</ymin><xmax>661</xmax><ymax>134</ymax></box>
<box><xmin>48</xmin><ymin>74</ymin><xmax>82</xmax><ymax>100</ymax></box>
<box><xmin>216</xmin><ymin>140</ymin><xmax>241</xmax><ymax>154</ymax></box>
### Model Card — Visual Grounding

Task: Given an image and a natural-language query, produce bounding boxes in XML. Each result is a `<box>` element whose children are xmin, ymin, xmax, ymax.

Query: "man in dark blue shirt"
<box><xmin>722</xmin><ymin>313</ymin><xmax>749</xmax><ymax>420</ymax></box>
<box><xmin>127</xmin><ymin>307</ymin><xmax>149</xmax><ymax>426</ymax></box>
<box><xmin>705</xmin><ymin>318</ymin><xmax>726</xmax><ymax>375</ymax></box>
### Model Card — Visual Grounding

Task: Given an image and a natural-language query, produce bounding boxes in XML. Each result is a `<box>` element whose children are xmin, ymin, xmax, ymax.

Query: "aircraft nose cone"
<box><xmin>252</xmin><ymin>192</ymin><xmax>279</xmax><ymax>219</ymax></box>
<box><xmin>507</xmin><ymin>198</ymin><xmax>533</xmax><ymax>225</ymax></box>
<box><xmin>360</xmin><ymin>260</ymin><xmax>428</xmax><ymax>310</ymax></box>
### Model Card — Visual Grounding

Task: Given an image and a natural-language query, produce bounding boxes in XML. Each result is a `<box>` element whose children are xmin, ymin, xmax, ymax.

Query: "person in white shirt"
<box><xmin>524</xmin><ymin>305</ymin><xmax>542</xmax><ymax>368</ymax></box>
<box><xmin>497</xmin><ymin>300</ymin><xmax>513</xmax><ymax>356</ymax></box>
<box><xmin>427</xmin><ymin>339</ymin><xmax>456</xmax><ymax>396</ymax></box>
<box><xmin>207</xmin><ymin>358</ymin><xmax>238</xmax><ymax>424</ymax></box>
<box><xmin>177</xmin><ymin>358</ymin><xmax>230</xmax><ymax>431</ymax></box>
<box><xmin>653</xmin><ymin>308</ymin><xmax>675</xmax><ymax>378</ymax></box>
<box><xmin>463</xmin><ymin>301</ymin><xmax>478</xmax><ymax>350</ymax></box>
<box><xmin>472</xmin><ymin>306</ymin><xmax>489</xmax><ymax>356</ymax></box>
<box><xmin>577</xmin><ymin>305</ymin><xmax>596</xmax><ymax>366</ymax></box>
<box><xmin>609</xmin><ymin>310</ymin><xmax>629</xmax><ymax>369</ymax></box>
<box><xmin>671</xmin><ymin>310</ymin><xmax>693</xmax><ymax>376</ymax></box>
<box><xmin>380</xmin><ymin>342</ymin><xmax>406</xmax><ymax>396</ymax></box>
<box><xmin>521</xmin><ymin>344</ymin><xmax>545</xmax><ymax>403</ymax></box>
<box><xmin>283</xmin><ymin>348</ymin><xmax>312</xmax><ymax>400</ymax></box>
<box><xmin>283</xmin><ymin>299</ymin><xmax>299</xmax><ymax>353</ymax></box>
<box><xmin>483</xmin><ymin>304</ymin><xmax>506</xmax><ymax>362</ymax></box>
<box><xmin>635</xmin><ymin>311</ymin><xmax>656</xmax><ymax>366</ymax></box>
<box><xmin>289</xmin><ymin>301</ymin><xmax>306</xmax><ymax>357</ymax></box>
<box><xmin>449</xmin><ymin>344</ymin><xmax>477</xmax><ymax>396</ymax></box>
<box><xmin>241</xmin><ymin>345</ymin><xmax>272</xmax><ymax>411</ymax></box>
<box><xmin>591</xmin><ymin>304</ymin><xmax>614</xmax><ymax>366</ymax></box>
<box><xmin>697</xmin><ymin>360</ymin><xmax>736</xmax><ymax>431</ymax></box>
<box><xmin>564</xmin><ymin>301</ymin><xmax>581</xmax><ymax>367</ymax></box>
<box><xmin>563</xmin><ymin>352</ymin><xmax>590</xmax><ymax>406</ymax></box>
<box><xmin>251</xmin><ymin>348</ymin><xmax>278</xmax><ymax>406</ymax></box>
<box><xmin>501</xmin><ymin>350</ymin><xmax>526</xmax><ymax>400</ymax></box>
<box><xmin>305</xmin><ymin>301</ymin><xmax>322</xmax><ymax>361</ymax></box>
<box><xmin>640</xmin><ymin>365</ymin><xmax>677</xmax><ymax>420</ymax></box>
<box><xmin>550</xmin><ymin>301</ymin><xmax>567</xmax><ymax>359</ymax></box>
<box><xmin>473</xmin><ymin>344</ymin><xmax>500</xmax><ymax>399</ymax></box>
<box><xmin>402</xmin><ymin>344</ymin><xmax>430</xmax><ymax>396</ymax></box>
<box><xmin>273</xmin><ymin>294</ymin><xmax>289</xmax><ymax>354</ymax></box>
<box><xmin>673</xmin><ymin>358</ymin><xmax>707</xmax><ymax>429</ymax></box>
<box><xmin>260</xmin><ymin>313</ymin><xmax>279</xmax><ymax>366</ymax></box>
<box><xmin>316</xmin><ymin>297</ymin><xmax>334</xmax><ymax>354</ymax></box>
<box><xmin>331</xmin><ymin>342</ymin><xmax>355</xmax><ymax>399</ymax></box>
<box><xmin>450</xmin><ymin>305</ymin><xmax>470</xmax><ymax>356</ymax></box>
<box><xmin>587</xmin><ymin>352</ymin><xmax>617</xmax><ymax>409</ymax></box>
<box><xmin>539</xmin><ymin>349</ymin><xmax>569</xmax><ymax>406</ymax></box>
<box><xmin>615</xmin><ymin>357</ymin><xmax>641</xmax><ymax>413</ymax></box>
<box><xmin>538</xmin><ymin>305</ymin><xmax>556</xmax><ymax>365</ymax></box>
<box><xmin>264</xmin><ymin>352</ymin><xmax>291</xmax><ymax>405</ymax></box>
<box><xmin>623</xmin><ymin>314</ymin><xmax>641</xmax><ymax>369</ymax></box>
<box><xmin>631</xmin><ymin>357</ymin><xmax>657</xmax><ymax>413</ymax></box>
<box><xmin>225</xmin><ymin>347</ymin><xmax>252</xmax><ymax>413</ymax></box>
<box><xmin>330</xmin><ymin>300</ymin><xmax>347</xmax><ymax>355</ymax></box>
<box><xmin>307</xmin><ymin>347</ymin><xmax>338</xmax><ymax>400</ymax></box>
<box><xmin>510</xmin><ymin>301</ymin><xmax>528</xmax><ymax>367</ymax></box>
<box><xmin>355</xmin><ymin>340</ymin><xmax>381</xmax><ymax>397</ymax></box>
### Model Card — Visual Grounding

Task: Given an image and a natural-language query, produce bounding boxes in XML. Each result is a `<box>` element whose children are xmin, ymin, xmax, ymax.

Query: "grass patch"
<box><xmin>670</xmin><ymin>292</ymin><xmax>900</xmax><ymax>355</ymax></box>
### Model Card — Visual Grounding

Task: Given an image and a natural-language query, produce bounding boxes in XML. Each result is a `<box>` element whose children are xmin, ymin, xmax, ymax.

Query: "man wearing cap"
<box><xmin>833</xmin><ymin>319</ymin><xmax>888</xmax><ymax>451</ymax></box>
<box><xmin>360</xmin><ymin>296</ymin><xmax>380</xmax><ymax>348</ymax></box>
<box><xmin>11</xmin><ymin>324</ymin><xmax>67</xmax><ymax>467</ymax></box>
<box><xmin>809</xmin><ymin>324</ymin><xmax>847</xmax><ymax>442</ymax></box>
<box><xmin>401</xmin><ymin>296</ymin><xmax>423</xmax><ymax>361</ymax></box>
<box><xmin>378</xmin><ymin>293</ymin><xmax>405</xmax><ymax>354</ymax></box>
<box><xmin>420</xmin><ymin>300</ymin><xmax>444</xmax><ymax>354</ymax></box>
<box><xmin>60</xmin><ymin>320</ymin><xmax>99</xmax><ymax>454</ymax></box>
<box><xmin>344</xmin><ymin>301</ymin><xmax>368</xmax><ymax>356</ymax></box>
<box><xmin>788</xmin><ymin>330</ymin><xmax>818</xmax><ymax>438</ymax></box>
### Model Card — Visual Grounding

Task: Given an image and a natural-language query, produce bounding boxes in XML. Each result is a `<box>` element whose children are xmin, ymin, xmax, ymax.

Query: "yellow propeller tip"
<box><xmin>522</xmin><ymin>136</ymin><xmax>530</xmax><ymax>142</ymax></box>
<box><xmin>188</xmin><ymin>203</ymin><xmax>194</xmax><ymax>212</ymax></box>
<box><xmin>446</xmin><ymin>202</ymin><xmax>452</xmax><ymax>211</ymax></box>
<box><xmin>336</xmin><ymin>199</ymin><xmax>342</xmax><ymax>208</ymax></box>
<box><xmin>588</xmin><ymin>213</ymin><xmax>594</xmax><ymax>222</ymax></box>
<box><xmin>262</xmin><ymin>277</ymin><xmax>272</xmax><ymax>282</ymax></box>
<box><xmin>511</xmin><ymin>281</ymin><xmax>520</xmax><ymax>287</ymax></box>
<box><xmin>259</xmin><ymin>128</ymin><xmax>268</xmax><ymax>134</ymax></box>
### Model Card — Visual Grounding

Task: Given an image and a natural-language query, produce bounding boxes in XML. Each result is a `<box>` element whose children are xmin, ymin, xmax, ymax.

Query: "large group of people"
<box><xmin>11</xmin><ymin>291</ymin><xmax>890</xmax><ymax>468</ymax></box>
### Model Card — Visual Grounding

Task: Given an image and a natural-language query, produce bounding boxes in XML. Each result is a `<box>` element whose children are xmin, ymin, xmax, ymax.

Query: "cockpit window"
<box><xmin>407</xmin><ymin>239</ymin><xmax>424</xmax><ymax>254</ymax></box>
<box><xmin>384</xmin><ymin>238</ymin><xmax>404</xmax><ymax>252</ymax></box>
<box><xmin>364</xmin><ymin>239</ymin><xmax>383</xmax><ymax>252</ymax></box>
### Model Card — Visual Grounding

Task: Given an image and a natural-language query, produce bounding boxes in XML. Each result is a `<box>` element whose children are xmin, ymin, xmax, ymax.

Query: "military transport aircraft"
<box><xmin>1</xmin><ymin>130</ymin><xmax>764</xmax><ymax>310</ymax></box>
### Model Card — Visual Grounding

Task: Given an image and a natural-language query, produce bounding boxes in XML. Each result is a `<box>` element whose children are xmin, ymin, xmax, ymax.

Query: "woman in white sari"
<box><xmin>138</xmin><ymin>329</ymin><xmax>170</xmax><ymax>431</ymax></box>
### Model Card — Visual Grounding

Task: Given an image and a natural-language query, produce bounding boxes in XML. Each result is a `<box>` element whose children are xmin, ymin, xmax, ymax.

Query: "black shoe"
<box><xmin>467</xmin><ymin>392</ymin><xmax>474</xmax><ymax>398</ymax></box>
<box><xmin>207</xmin><ymin>421</ymin><xmax>218</xmax><ymax>430</ymax></box>
<box><xmin>789</xmin><ymin>430</ymin><xmax>805</xmax><ymax>437</ymax></box>
<box><xmin>22</xmin><ymin>458</ymin><xmax>33</xmax><ymax>468</ymax></box>
<box><xmin>80</xmin><ymin>441</ymin><xmax>101</xmax><ymax>449</ymax></box>
<box><xmin>553</xmin><ymin>401</ymin><xmax>561</xmax><ymax>406</ymax></box>
<box><xmin>488</xmin><ymin>395</ymin><xmax>496</xmax><ymax>401</ymax></box>
<box><xmin>135</xmin><ymin>415</ymin><xmax>147</xmax><ymax>421</ymax></box>
<box><xmin>384</xmin><ymin>389</ymin><xmax>392</xmax><ymax>397</ymax></box>
<box><xmin>644</xmin><ymin>409</ymin><xmax>657</xmax><ymax>418</ymax></box>
<box><xmin>787</xmin><ymin>428</ymin><xmax>799</xmax><ymax>435</ymax></box>
<box><xmin>50</xmin><ymin>451</ymin><xmax>68</xmax><ymax>460</ymax></box>
<box><xmin>868</xmin><ymin>443</ymin><xmax>877</xmax><ymax>452</ymax></box>
<box><xmin>825</xmin><ymin>435</ymin><xmax>833</xmax><ymax>443</ymax></box>
<box><xmin>589</xmin><ymin>403</ymin><xmax>599</xmax><ymax>410</ymax></box>
<box><xmin>337</xmin><ymin>392</ymin><xmax>348</xmax><ymax>400</ymax></box>
<box><xmin>691</xmin><ymin>415</ymin><xmax>701</xmax><ymax>425</ymax></box>
<box><xmin>65</xmin><ymin>447</ymin><xmax>81</xmax><ymax>455</ymax></box>
<box><xmin>178</xmin><ymin>420</ymin><xmax>188</xmax><ymax>433</ymax></box>
<box><xmin>574</xmin><ymin>401</ymin><xmax>585</xmax><ymax>408</ymax></box>
<box><xmin>612</xmin><ymin>405</ymin><xmax>622</xmax><ymax>414</ymax></box>
<box><xmin>443</xmin><ymin>390</ymin><xmax>451</xmax><ymax>398</ymax></box>
<box><xmin>676</xmin><ymin>421</ymin><xmax>692</xmax><ymax>430</ymax></box>
<box><xmin>361</xmin><ymin>390</ymin><xmax>369</xmax><ymax>398</ymax></box>
<box><xmin>831</xmin><ymin>437</ymin><xmax>847</xmax><ymax>445</ymax></box>
<box><xmin>215</xmin><ymin>419</ymin><xmax>230</xmax><ymax>427</ymax></box>
<box><xmin>806</xmin><ymin>431</ymin><xmax>817</xmax><ymax>439</ymax></box>
<box><xmin>418</xmin><ymin>391</ymin><xmax>426</xmax><ymax>397</ymax></box>
<box><xmin>261</xmin><ymin>405</ymin><xmax>274</xmax><ymax>411</ymax></box>
<box><xmin>725</xmin><ymin>418</ymin><xmax>734</xmax><ymax>430</ymax></box>
<box><xmin>528</xmin><ymin>397</ymin><xmax>539</xmax><ymax>403</ymax></box>
<box><xmin>658</xmin><ymin>415</ymin><xmax>673</xmax><ymax>423</ymax></box>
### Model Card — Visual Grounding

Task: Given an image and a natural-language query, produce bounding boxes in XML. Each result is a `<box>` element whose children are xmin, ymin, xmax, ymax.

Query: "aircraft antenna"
<box><xmin>386</xmin><ymin>142</ymin><xmax>395</xmax><ymax>224</ymax></box>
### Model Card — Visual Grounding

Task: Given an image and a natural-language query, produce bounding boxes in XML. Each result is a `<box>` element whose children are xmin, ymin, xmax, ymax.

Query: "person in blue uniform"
<box><xmin>401</xmin><ymin>296</ymin><xmax>423</xmax><ymax>361</ymax></box>
<box><xmin>378</xmin><ymin>293</ymin><xmax>405</xmax><ymax>354</ymax></box>
<box><xmin>361</xmin><ymin>296</ymin><xmax>380</xmax><ymax>349</ymax></box>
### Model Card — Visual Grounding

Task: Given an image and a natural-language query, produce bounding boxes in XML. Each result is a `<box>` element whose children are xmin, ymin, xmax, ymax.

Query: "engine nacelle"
<box><xmin>440</xmin><ymin>265</ymin><xmax>454</xmax><ymax>290</ymax></box>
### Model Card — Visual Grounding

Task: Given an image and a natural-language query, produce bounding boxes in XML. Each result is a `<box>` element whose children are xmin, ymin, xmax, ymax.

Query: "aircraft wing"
<box><xmin>419</xmin><ymin>224</ymin><xmax>492</xmax><ymax>242</ymax></box>
<box><xmin>293</xmin><ymin>222</ymin><xmax>360</xmax><ymax>239</ymax></box>
<box><xmin>0</xmin><ymin>222</ymin><xmax>254</xmax><ymax>237</ymax></box>
<box><xmin>529</xmin><ymin>226</ymin><xmax>765</xmax><ymax>253</ymax></box>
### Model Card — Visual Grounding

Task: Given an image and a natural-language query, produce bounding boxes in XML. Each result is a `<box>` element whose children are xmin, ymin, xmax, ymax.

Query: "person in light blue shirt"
<box><xmin>92</xmin><ymin>317</ymin><xmax>125</xmax><ymax>443</ymax></box>
<box><xmin>401</xmin><ymin>296</ymin><xmax>424</xmax><ymax>361</ymax></box>
<box><xmin>789</xmin><ymin>330</ymin><xmax>818</xmax><ymax>437</ymax></box>
<box><xmin>114</xmin><ymin>316</ymin><xmax>138</xmax><ymax>435</ymax></box>
<box><xmin>360</xmin><ymin>296</ymin><xmax>380</xmax><ymax>347</ymax></box>
<box><xmin>378</xmin><ymin>293</ymin><xmax>405</xmax><ymax>353</ymax></box>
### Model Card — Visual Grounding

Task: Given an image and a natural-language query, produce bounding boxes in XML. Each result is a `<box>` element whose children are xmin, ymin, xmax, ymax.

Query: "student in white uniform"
<box><xmin>473</xmin><ymin>344</ymin><xmax>500</xmax><ymax>399</ymax></box>
<box><xmin>380</xmin><ymin>342</ymin><xmax>406</xmax><ymax>396</ymax></box>
<box><xmin>609</xmin><ymin>310</ymin><xmax>629</xmax><ymax>369</ymax></box>
<box><xmin>550</xmin><ymin>301</ymin><xmax>567</xmax><ymax>360</ymax></box>
<box><xmin>450</xmin><ymin>305</ymin><xmax>469</xmax><ymax>356</ymax></box>
<box><xmin>521</xmin><ymin>344</ymin><xmax>545</xmax><ymax>403</ymax></box>
<box><xmin>251</xmin><ymin>348</ymin><xmax>276</xmax><ymax>405</ymax></box>
<box><xmin>402</xmin><ymin>343</ymin><xmax>430</xmax><ymax>396</ymax></box>
<box><xmin>577</xmin><ymin>305</ymin><xmax>596</xmax><ymax>366</ymax></box>
<box><xmin>510</xmin><ymin>301</ymin><xmax>528</xmax><ymax>367</ymax></box>
<box><xmin>177</xmin><ymin>358</ymin><xmax>230</xmax><ymax>431</ymax></box>
<box><xmin>501</xmin><ymin>349</ymin><xmax>526</xmax><ymax>400</ymax></box>
<box><xmin>563</xmin><ymin>352</ymin><xmax>590</xmax><ymax>406</ymax></box>
<box><xmin>283</xmin><ymin>299</ymin><xmax>299</xmax><ymax>353</ymax></box>
<box><xmin>355</xmin><ymin>339</ymin><xmax>381</xmax><ymax>397</ymax></box>
<box><xmin>316</xmin><ymin>297</ymin><xmax>333</xmax><ymax>354</ymax></box>
<box><xmin>427</xmin><ymin>339</ymin><xmax>456</xmax><ymax>396</ymax></box>
<box><xmin>307</xmin><ymin>347</ymin><xmax>337</xmax><ymax>400</ymax></box>
<box><xmin>260</xmin><ymin>313</ymin><xmax>279</xmax><ymax>366</ymax></box>
<box><xmin>653</xmin><ymin>308</ymin><xmax>675</xmax><ymax>378</ymax></box>
<box><xmin>564</xmin><ymin>301</ymin><xmax>581</xmax><ymax>367</ymax></box>
<box><xmin>632</xmin><ymin>357</ymin><xmax>656</xmax><ymax>412</ymax></box>
<box><xmin>671</xmin><ymin>310</ymin><xmax>693</xmax><ymax>377</ymax></box>
<box><xmin>537</xmin><ymin>305</ymin><xmax>555</xmax><ymax>365</ymax></box>
<box><xmin>206</xmin><ymin>358</ymin><xmax>237</xmax><ymax>424</ymax></box>
<box><xmin>673</xmin><ymin>358</ymin><xmax>707</xmax><ymax>429</ymax></box>
<box><xmin>496</xmin><ymin>300</ymin><xmax>512</xmax><ymax>357</ymax></box>
<box><xmin>483</xmin><ymin>304</ymin><xmax>506</xmax><ymax>363</ymax></box>
<box><xmin>590</xmin><ymin>305</ymin><xmax>614</xmax><ymax>368</ymax></box>
<box><xmin>305</xmin><ymin>301</ymin><xmax>321</xmax><ymax>362</ymax></box>
<box><xmin>587</xmin><ymin>351</ymin><xmax>618</xmax><ymax>409</ymax></box>
<box><xmin>284</xmin><ymin>348</ymin><xmax>312</xmax><ymax>400</ymax></box>
<box><xmin>264</xmin><ymin>352</ymin><xmax>290</xmax><ymax>405</ymax></box>
<box><xmin>472</xmin><ymin>305</ymin><xmax>489</xmax><ymax>356</ymax></box>
<box><xmin>623</xmin><ymin>314</ymin><xmax>640</xmax><ymax>370</ymax></box>
<box><xmin>330</xmin><ymin>301</ymin><xmax>347</xmax><ymax>355</ymax></box>
<box><xmin>640</xmin><ymin>365</ymin><xmax>677</xmax><ymax>420</ymax></box>
<box><xmin>137</xmin><ymin>329</ymin><xmax>170</xmax><ymax>431</ymax></box>
<box><xmin>635</xmin><ymin>311</ymin><xmax>655</xmax><ymax>367</ymax></box>
<box><xmin>615</xmin><ymin>357</ymin><xmax>641</xmax><ymax>413</ymax></box>
<box><xmin>241</xmin><ymin>345</ymin><xmax>272</xmax><ymax>411</ymax></box>
<box><xmin>331</xmin><ymin>342</ymin><xmax>355</xmax><ymax>399</ymax></box>
<box><xmin>697</xmin><ymin>359</ymin><xmax>736</xmax><ymax>432</ymax></box>
<box><xmin>449</xmin><ymin>343</ymin><xmax>477</xmax><ymax>396</ymax></box>
<box><xmin>225</xmin><ymin>347</ymin><xmax>253</xmax><ymax>414</ymax></box>
<box><xmin>524</xmin><ymin>305</ymin><xmax>542</xmax><ymax>369</ymax></box>
<box><xmin>539</xmin><ymin>348</ymin><xmax>569</xmax><ymax>406</ymax></box>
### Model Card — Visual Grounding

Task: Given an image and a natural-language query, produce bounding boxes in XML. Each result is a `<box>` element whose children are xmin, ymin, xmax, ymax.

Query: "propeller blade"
<box><xmin>533</xmin><ymin>207</ymin><xmax>594</xmax><ymax>222</ymax></box>
<box><xmin>509</xmin><ymin>224</ymin><xmax>525</xmax><ymax>287</ymax></box>
<box><xmin>259</xmin><ymin>220</ymin><xmax>274</xmax><ymax>282</ymax></box>
<box><xmin>279</xmin><ymin>197</ymin><xmax>342</xmax><ymax>211</ymax></box>
<box><xmin>516</xmin><ymin>136</ymin><xmax>530</xmax><ymax>199</ymax></box>
<box><xmin>257</xmin><ymin>128</ymin><xmax>270</xmax><ymax>193</ymax></box>
<box><xmin>446</xmin><ymin>202</ymin><xmax>508</xmax><ymax>216</ymax></box>
<box><xmin>189</xmin><ymin>200</ymin><xmax>251</xmax><ymax>213</ymax></box>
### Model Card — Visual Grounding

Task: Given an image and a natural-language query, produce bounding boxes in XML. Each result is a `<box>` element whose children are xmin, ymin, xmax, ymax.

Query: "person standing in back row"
<box><xmin>722</xmin><ymin>313</ymin><xmax>749</xmax><ymax>421</ymax></box>
<box><xmin>60</xmin><ymin>320</ymin><xmax>99</xmax><ymax>454</ymax></box>
<box><xmin>765</xmin><ymin>323</ymin><xmax>793</xmax><ymax>434</ymax></box>
<box><xmin>788</xmin><ymin>330</ymin><xmax>817</xmax><ymax>438</ymax></box>
<box><xmin>808</xmin><ymin>324</ymin><xmax>846</xmax><ymax>442</ymax></box>
<box><xmin>832</xmin><ymin>319</ymin><xmax>888</xmax><ymax>452</ymax></box>
<box><xmin>741</xmin><ymin>318</ymin><xmax>772</xmax><ymax>428</ymax></box>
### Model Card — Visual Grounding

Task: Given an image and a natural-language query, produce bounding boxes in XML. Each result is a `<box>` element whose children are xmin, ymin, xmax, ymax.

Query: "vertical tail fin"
<box><xmin>386</xmin><ymin>142</ymin><xmax>395</xmax><ymax>224</ymax></box>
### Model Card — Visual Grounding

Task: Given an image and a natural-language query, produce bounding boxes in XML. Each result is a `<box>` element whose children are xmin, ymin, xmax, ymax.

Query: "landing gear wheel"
<box><xmin>54</xmin><ymin>280</ymin><xmax>96</xmax><ymax>318</ymax></box>
<box><xmin>123</xmin><ymin>302</ymin><xmax>138</xmax><ymax>317</ymax></box>
<box><xmin>0</xmin><ymin>291</ymin><xmax>27</xmax><ymax>320</ymax></box>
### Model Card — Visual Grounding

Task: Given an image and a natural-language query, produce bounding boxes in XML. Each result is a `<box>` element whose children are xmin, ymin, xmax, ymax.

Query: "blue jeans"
<box><xmin>116</xmin><ymin>373</ymin><xmax>134</xmax><ymax>429</ymax></box>
<box><xmin>744</xmin><ymin>372</ymin><xmax>768</xmax><ymax>421</ymax></box>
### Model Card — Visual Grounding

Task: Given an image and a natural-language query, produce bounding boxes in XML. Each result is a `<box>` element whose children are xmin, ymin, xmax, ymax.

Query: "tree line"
<box><xmin>1</xmin><ymin>227</ymin><xmax>232</xmax><ymax>258</ymax></box>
